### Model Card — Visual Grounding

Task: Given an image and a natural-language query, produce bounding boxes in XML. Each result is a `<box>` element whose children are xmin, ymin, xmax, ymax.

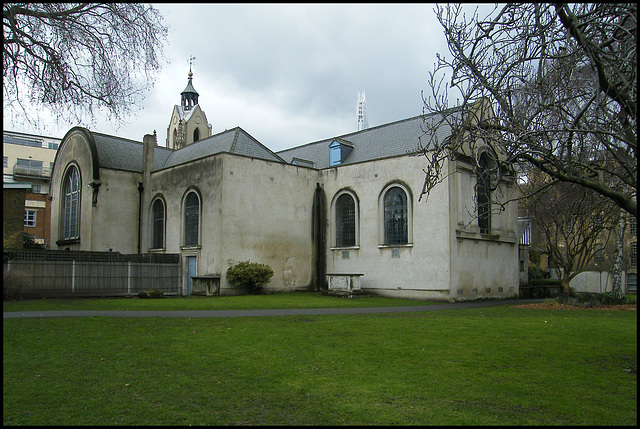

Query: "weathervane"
<box><xmin>188</xmin><ymin>55</ymin><xmax>196</xmax><ymax>73</ymax></box>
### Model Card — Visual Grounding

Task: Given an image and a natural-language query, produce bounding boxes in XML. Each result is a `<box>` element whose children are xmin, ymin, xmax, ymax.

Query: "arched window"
<box><xmin>184</xmin><ymin>191</ymin><xmax>200</xmax><ymax>246</ymax></box>
<box><xmin>335</xmin><ymin>193</ymin><xmax>356</xmax><ymax>247</ymax></box>
<box><xmin>193</xmin><ymin>128</ymin><xmax>200</xmax><ymax>142</ymax></box>
<box><xmin>384</xmin><ymin>187</ymin><xmax>408</xmax><ymax>245</ymax></box>
<box><xmin>477</xmin><ymin>154</ymin><xmax>492</xmax><ymax>234</ymax></box>
<box><xmin>62</xmin><ymin>165</ymin><xmax>80</xmax><ymax>240</ymax></box>
<box><xmin>151</xmin><ymin>198</ymin><xmax>165</xmax><ymax>249</ymax></box>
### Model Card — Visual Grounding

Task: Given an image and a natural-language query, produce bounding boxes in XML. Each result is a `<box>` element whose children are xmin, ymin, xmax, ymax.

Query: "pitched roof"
<box><xmin>276</xmin><ymin>110</ymin><xmax>458</xmax><ymax>169</ymax></box>
<box><xmin>161</xmin><ymin>127</ymin><xmax>284</xmax><ymax>169</ymax></box>
<box><xmin>81</xmin><ymin>108</ymin><xmax>459</xmax><ymax>174</ymax></box>
<box><xmin>84</xmin><ymin>126</ymin><xmax>283</xmax><ymax>173</ymax></box>
<box><xmin>91</xmin><ymin>133</ymin><xmax>148</xmax><ymax>172</ymax></box>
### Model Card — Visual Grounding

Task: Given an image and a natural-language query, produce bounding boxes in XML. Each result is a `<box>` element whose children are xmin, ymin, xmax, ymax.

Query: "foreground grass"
<box><xmin>3</xmin><ymin>305</ymin><xmax>636</xmax><ymax>425</ymax></box>
<box><xmin>3</xmin><ymin>291</ymin><xmax>432</xmax><ymax>312</ymax></box>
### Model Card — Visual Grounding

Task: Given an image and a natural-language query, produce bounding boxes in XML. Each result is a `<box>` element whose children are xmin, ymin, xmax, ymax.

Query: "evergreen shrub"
<box><xmin>138</xmin><ymin>289</ymin><xmax>164</xmax><ymax>299</ymax></box>
<box><xmin>226</xmin><ymin>261</ymin><xmax>274</xmax><ymax>295</ymax></box>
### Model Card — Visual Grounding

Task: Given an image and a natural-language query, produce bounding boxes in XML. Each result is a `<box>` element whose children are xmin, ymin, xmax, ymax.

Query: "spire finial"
<box><xmin>188</xmin><ymin>56</ymin><xmax>196</xmax><ymax>78</ymax></box>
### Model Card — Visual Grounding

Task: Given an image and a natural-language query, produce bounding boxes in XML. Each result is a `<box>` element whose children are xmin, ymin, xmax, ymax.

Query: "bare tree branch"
<box><xmin>421</xmin><ymin>3</ymin><xmax>636</xmax><ymax>216</ymax></box>
<box><xmin>3</xmin><ymin>3</ymin><xmax>168</xmax><ymax>129</ymax></box>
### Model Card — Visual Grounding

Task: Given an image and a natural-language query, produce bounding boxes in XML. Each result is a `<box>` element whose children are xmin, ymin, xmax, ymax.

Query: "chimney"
<box><xmin>142</xmin><ymin>132</ymin><xmax>156</xmax><ymax>189</ymax></box>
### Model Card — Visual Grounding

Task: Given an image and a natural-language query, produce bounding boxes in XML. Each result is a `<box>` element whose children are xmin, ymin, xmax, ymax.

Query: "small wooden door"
<box><xmin>187</xmin><ymin>256</ymin><xmax>197</xmax><ymax>296</ymax></box>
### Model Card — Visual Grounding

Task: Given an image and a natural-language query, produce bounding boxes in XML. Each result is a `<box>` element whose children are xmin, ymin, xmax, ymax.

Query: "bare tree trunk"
<box><xmin>611</xmin><ymin>209</ymin><xmax>626</xmax><ymax>299</ymax></box>
<box><xmin>560</xmin><ymin>277</ymin><xmax>572</xmax><ymax>297</ymax></box>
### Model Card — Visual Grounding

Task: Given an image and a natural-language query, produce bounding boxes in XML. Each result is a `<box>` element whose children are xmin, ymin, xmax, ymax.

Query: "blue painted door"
<box><xmin>187</xmin><ymin>256</ymin><xmax>197</xmax><ymax>295</ymax></box>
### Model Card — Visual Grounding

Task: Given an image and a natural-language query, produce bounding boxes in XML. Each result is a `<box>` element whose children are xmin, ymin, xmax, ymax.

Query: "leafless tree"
<box><xmin>419</xmin><ymin>3</ymin><xmax>636</xmax><ymax>217</ymax></box>
<box><xmin>3</xmin><ymin>3</ymin><xmax>168</xmax><ymax>128</ymax></box>
<box><xmin>528</xmin><ymin>180</ymin><xmax>619</xmax><ymax>295</ymax></box>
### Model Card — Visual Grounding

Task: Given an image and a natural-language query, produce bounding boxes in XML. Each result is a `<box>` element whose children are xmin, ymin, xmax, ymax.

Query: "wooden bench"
<box><xmin>191</xmin><ymin>275</ymin><xmax>221</xmax><ymax>296</ymax></box>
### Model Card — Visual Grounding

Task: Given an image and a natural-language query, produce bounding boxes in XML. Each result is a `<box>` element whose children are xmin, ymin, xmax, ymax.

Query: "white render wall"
<box><xmin>144</xmin><ymin>155</ymin><xmax>224</xmax><ymax>295</ymax></box>
<box><xmin>145</xmin><ymin>153</ymin><xmax>320</xmax><ymax>295</ymax></box>
<box><xmin>218</xmin><ymin>155</ymin><xmax>320</xmax><ymax>294</ymax></box>
<box><xmin>447</xmin><ymin>157</ymin><xmax>519</xmax><ymax>300</ymax></box>
<box><xmin>88</xmin><ymin>168</ymin><xmax>141</xmax><ymax>252</ymax></box>
<box><xmin>50</xmin><ymin>130</ymin><xmax>141</xmax><ymax>253</ymax></box>
<box><xmin>321</xmin><ymin>155</ymin><xmax>454</xmax><ymax>300</ymax></box>
<box><xmin>322</xmin><ymin>154</ymin><xmax>518</xmax><ymax>301</ymax></box>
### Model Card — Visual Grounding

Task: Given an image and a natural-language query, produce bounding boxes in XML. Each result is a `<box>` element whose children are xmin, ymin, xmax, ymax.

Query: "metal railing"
<box><xmin>13</xmin><ymin>165</ymin><xmax>51</xmax><ymax>178</ymax></box>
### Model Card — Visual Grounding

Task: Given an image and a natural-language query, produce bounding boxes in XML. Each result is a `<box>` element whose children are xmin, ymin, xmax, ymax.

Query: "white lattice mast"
<box><xmin>356</xmin><ymin>91</ymin><xmax>369</xmax><ymax>131</ymax></box>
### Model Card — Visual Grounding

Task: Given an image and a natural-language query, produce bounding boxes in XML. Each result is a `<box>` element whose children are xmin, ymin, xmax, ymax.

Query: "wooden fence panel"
<box><xmin>5</xmin><ymin>251</ymin><xmax>181</xmax><ymax>298</ymax></box>
<box><xmin>129</xmin><ymin>263</ymin><xmax>181</xmax><ymax>295</ymax></box>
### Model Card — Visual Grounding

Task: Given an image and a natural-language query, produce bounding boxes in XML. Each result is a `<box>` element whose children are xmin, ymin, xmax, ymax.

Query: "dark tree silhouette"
<box><xmin>4</xmin><ymin>3</ymin><xmax>168</xmax><ymax>127</ymax></box>
<box><xmin>420</xmin><ymin>3</ymin><xmax>636</xmax><ymax>216</ymax></box>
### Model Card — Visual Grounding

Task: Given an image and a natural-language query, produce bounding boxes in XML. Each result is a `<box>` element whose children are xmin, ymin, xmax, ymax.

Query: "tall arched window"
<box><xmin>193</xmin><ymin>128</ymin><xmax>200</xmax><ymax>142</ymax></box>
<box><xmin>384</xmin><ymin>187</ymin><xmax>408</xmax><ymax>244</ymax></box>
<box><xmin>184</xmin><ymin>191</ymin><xmax>200</xmax><ymax>246</ymax></box>
<box><xmin>477</xmin><ymin>154</ymin><xmax>492</xmax><ymax>234</ymax></box>
<box><xmin>151</xmin><ymin>198</ymin><xmax>165</xmax><ymax>249</ymax></box>
<box><xmin>335</xmin><ymin>193</ymin><xmax>356</xmax><ymax>247</ymax></box>
<box><xmin>62</xmin><ymin>165</ymin><xmax>80</xmax><ymax>240</ymax></box>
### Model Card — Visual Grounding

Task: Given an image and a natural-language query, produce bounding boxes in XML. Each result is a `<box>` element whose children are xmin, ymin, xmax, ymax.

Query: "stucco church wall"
<box><xmin>147</xmin><ymin>155</ymin><xmax>224</xmax><ymax>290</ymax></box>
<box><xmin>50</xmin><ymin>131</ymin><xmax>95</xmax><ymax>251</ymax></box>
<box><xmin>451</xmin><ymin>238</ymin><xmax>518</xmax><ymax>300</ymax></box>
<box><xmin>49</xmin><ymin>127</ymin><xmax>520</xmax><ymax>300</ymax></box>
<box><xmin>218</xmin><ymin>154</ymin><xmax>320</xmax><ymax>294</ymax></box>
<box><xmin>145</xmin><ymin>154</ymin><xmax>318</xmax><ymax>295</ymax></box>
<box><xmin>51</xmin><ymin>138</ymin><xmax>145</xmax><ymax>252</ymax></box>
<box><xmin>448</xmin><ymin>160</ymin><xmax>519</xmax><ymax>300</ymax></box>
<box><xmin>449</xmin><ymin>158</ymin><xmax>518</xmax><ymax>236</ymax></box>
<box><xmin>321</xmin><ymin>155</ymin><xmax>453</xmax><ymax>300</ymax></box>
<box><xmin>89</xmin><ymin>169</ymin><xmax>142</xmax><ymax>252</ymax></box>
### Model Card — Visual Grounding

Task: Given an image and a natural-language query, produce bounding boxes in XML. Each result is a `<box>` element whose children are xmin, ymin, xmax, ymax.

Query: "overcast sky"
<box><xmin>4</xmin><ymin>3</ymin><xmax>495</xmax><ymax>152</ymax></box>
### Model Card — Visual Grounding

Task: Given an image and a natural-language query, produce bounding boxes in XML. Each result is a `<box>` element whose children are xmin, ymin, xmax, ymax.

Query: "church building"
<box><xmin>48</xmin><ymin>70</ymin><xmax>519</xmax><ymax>301</ymax></box>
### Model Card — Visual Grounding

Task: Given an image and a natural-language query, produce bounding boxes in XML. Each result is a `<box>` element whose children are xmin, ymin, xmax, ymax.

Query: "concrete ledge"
<box><xmin>191</xmin><ymin>275</ymin><xmax>220</xmax><ymax>296</ymax></box>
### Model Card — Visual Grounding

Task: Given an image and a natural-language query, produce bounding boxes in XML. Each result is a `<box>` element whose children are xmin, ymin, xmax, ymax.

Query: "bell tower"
<box><xmin>181</xmin><ymin>57</ymin><xmax>199</xmax><ymax>111</ymax></box>
<box><xmin>166</xmin><ymin>57</ymin><xmax>212</xmax><ymax>149</ymax></box>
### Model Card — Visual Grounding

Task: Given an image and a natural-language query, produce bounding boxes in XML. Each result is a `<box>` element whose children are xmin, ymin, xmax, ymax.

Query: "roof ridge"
<box><xmin>232</xmin><ymin>126</ymin><xmax>286</xmax><ymax>163</ymax></box>
<box><xmin>89</xmin><ymin>130</ymin><xmax>144</xmax><ymax>145</ymax></box>
<box><xmin>229</xmin><ymin>127</ymin><xmax>240</xmax><ymax>152</ymax></box>
<box><xmin>276</xmin><ymin>113</ymin><xmax>426</xmax><ymax>154</ymax></box>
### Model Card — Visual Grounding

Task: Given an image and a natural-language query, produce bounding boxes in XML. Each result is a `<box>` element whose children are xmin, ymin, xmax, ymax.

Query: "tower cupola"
<box><xmin>181</xmin><ymin>68</ymin><xmax>199</xmax><ymax>111</ymax></box>
<box><xmin>166</xmin><ymin>58</ymin><xmax>212</xmax><ymax>149</ymax></box>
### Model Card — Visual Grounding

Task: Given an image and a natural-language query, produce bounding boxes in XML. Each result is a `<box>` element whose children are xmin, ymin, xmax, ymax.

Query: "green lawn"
<box><xmin>3</xmin><ymin>298</ymin><xmax>637</xmax><ymax>425</ymax></box>
<box><xmin>3</xmin><ymin>291</ymin><xmax>431</xmax><ymax>312</ymax></box>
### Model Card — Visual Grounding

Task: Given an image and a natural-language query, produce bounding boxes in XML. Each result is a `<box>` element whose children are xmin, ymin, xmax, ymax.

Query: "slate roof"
<box><xmin>276</xmin><ymin>110</ymin><xmax>459</xmax><ymax>169</ymax></box>
<box><xmin>88</xmin><ymin>127</ymin><xmax>283</xmax><ymax>173</ymax></box>
<box><xmin>85</xmin><ymin>108</ymin><xmax>459</xmax><ymax>174</ymax></box>
<box><xmin>91</xmin><ymin>133</ymin><xmax>149</xmax><ymax>172</ymax></box>
<box><xmin>162</xmin><ymin>127</ymin><xmax>284</xmax><ymax>169</ymax></box>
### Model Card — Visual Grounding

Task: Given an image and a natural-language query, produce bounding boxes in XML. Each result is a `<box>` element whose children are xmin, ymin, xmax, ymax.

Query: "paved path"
<box><xmin>3</xmin><ymin>298</ymin><xmax>544</xmax><ymax>319</ymax></box>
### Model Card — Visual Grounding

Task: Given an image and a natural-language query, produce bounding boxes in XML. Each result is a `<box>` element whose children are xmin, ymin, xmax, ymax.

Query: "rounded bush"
<box><xmin>226</xmin><ymin>261</ymin><xmax>274</xmax><ymax>295</ymax></box>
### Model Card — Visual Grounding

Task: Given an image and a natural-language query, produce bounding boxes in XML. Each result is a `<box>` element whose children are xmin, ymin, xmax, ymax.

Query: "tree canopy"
<box><xmin>3</xmin><ymin>3</ymin><xmax>168</xmax><ymax>128</ymax></box>
<box><xmin>420</xmin><ymin>3</ymin><xmax>636</xmax><ymax>216</ymax></box>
